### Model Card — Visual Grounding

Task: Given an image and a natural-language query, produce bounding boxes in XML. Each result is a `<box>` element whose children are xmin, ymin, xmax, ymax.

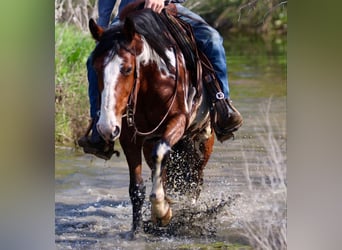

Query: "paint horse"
<box><xmin>89</xmin><ymin>5</ymin><xmax>215</xmax><ymax>235</ymax></box>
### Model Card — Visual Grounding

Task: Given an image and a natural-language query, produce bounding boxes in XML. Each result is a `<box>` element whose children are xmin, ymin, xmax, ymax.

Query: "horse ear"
<box><xmin>89</xmin><ymin>18</ymin><xmax>104</xmax><ymax>41</ymax></box>
<box><xmin>123</xmin><ymin>17</ymin><xmax>136</xmax><ymax>42</ymax></box>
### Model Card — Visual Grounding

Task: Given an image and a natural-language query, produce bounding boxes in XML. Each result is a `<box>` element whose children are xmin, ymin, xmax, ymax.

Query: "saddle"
<box><xmin>161</xmin><ymin>4</ymin><xmax>235</xmax><ymax>140</ymax></box>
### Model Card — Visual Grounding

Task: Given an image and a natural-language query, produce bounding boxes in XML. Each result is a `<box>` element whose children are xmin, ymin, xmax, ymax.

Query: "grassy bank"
<box><xmin>55</xmin><ymin>24</ymin><xmax>94</xmax><ymax>145</ymax></box>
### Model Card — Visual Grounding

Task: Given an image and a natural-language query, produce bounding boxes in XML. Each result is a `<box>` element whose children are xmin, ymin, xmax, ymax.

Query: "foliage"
<box><xmin>55</xmin><ymin>24</ymin><xmax>95</xmax><ymax>145</ymax></box>
<box><xmin>184</xmin><ymin>0</ymin><xmax>287</xmax><ymax>36</ymax></box>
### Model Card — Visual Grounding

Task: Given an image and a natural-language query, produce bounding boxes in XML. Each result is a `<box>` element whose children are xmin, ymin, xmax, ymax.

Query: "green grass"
<box><xmin>55</xmin><ymin>24</ymin><xmax>95</xmax><ymax>145</ymax></box>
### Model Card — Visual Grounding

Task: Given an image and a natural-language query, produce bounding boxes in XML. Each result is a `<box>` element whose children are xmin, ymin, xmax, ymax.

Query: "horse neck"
<box><xmin>135</xmin><ymin>39</ymin><xmax>206</xmax><ymax>119</ymax></box>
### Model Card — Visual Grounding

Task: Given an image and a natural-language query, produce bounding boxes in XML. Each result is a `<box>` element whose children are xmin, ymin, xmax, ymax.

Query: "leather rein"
<box><xmin>123</xmin><ymin>45</ymin><xmax>179</xmax><ymax>137</ymax></box>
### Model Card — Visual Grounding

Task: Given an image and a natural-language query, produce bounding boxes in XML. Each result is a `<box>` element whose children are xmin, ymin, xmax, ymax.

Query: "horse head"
<box><xmin>89</xmin><ymin>18</ymin><xmax>143</xmax><ymax>142</ymax></box>
<box><xmin>89</xmin><ymin>9</ymin><xmax>177</xmax><ymax>143</ymax></box>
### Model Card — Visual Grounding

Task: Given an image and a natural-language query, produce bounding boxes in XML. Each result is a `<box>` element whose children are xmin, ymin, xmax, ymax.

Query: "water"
<box><xmin>55</xmin><ymin>35</ymin><xmax>286</xmax><ymax>249</ymax></box>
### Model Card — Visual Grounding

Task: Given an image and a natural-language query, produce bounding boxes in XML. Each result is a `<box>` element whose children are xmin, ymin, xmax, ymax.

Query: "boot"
<box><xmin>203</xmin><ymin>74</ymin><xmax>243</xmax><ymax>142</ymax></box>
<box><xmin>77</xmin><ymin>117</ymin><xmax>119</xmax><ymax>160</ymax></box>
<box><xmin>211</xmin><ymin>98</ymin><xmax>243</xmax><ymax>142</ymax></box>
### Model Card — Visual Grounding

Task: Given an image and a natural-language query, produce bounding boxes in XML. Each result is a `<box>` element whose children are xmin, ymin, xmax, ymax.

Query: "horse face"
<box><xmin>94</xmin><ymin>45</ymin><xmax>136</xmax><ymax>142</ymax></box>
<box><xmin>89</xmin><ymin>17</ymin><xmax>144</xmax><ymax>143</ymax></box>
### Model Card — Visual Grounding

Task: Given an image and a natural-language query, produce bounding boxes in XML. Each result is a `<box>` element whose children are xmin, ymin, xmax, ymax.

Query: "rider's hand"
<box><xmin>144</xmin><ymin>0</ymin><xmax>165</xmax><ymax>13</ymax></box>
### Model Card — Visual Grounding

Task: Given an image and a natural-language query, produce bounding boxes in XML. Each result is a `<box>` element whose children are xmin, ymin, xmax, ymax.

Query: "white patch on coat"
<box><xmin>97</xmin><ymin>56</ymin><xmax>123</xmax><ymax>136</ymax></box>
<box><xmin>150</xmin><ymin>142</ymin><xmax>171</xmax><ymax>201</ymax></box>
<box><xmin>136</xmin><ymin>37</ymin><xmax>176</xmax><ymax>79</ymax></box>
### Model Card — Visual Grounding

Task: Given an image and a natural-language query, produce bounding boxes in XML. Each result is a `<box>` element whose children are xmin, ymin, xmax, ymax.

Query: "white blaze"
<box><xmin>97</xmin><ymin>56</ymin><xmax>123</xmax><ymax>136</ymax></box>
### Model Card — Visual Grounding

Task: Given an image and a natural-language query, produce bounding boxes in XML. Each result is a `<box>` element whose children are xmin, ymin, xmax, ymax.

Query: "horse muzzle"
<box><xmin>97</xmin><ymin>123</ymin><xmax>121</xmax><ymax>142</ymax></box>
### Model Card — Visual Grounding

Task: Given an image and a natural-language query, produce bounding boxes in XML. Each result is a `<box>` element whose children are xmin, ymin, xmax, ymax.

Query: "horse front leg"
<box><xmin>150</xmin><ymin>139</ymin><xmax>172</xmax><ymax>226</ymax></box>
<box><xmin>128</xmin><ymin>161</ymin><xmax>145</xmax><ymax>234</ymax></box>
<box><xmin>119</xmin><ymin>133</ymin><xmax>145</xmax><ymax>234</ymax></box>
<box><xmin>149</xmin><ymin>115</ymin><xmax>187</xmax><ymax>226</ymax></box>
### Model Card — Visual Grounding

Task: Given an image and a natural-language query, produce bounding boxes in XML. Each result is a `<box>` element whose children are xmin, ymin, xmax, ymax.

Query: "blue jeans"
<box><xmin>175</xmin><ymin>4</ymin><xmax>230</xmax><ymax>98</ymax></box>
<box><xmin>86</xmin><ymin>53</ymin><xmax>99</xmax><ymax>119</ymax></box>
<box><xmin>97</xmin><ymin>0</ymin><xmax>116</xmax><ymax>28</ymax></box>
<box><xmin>87</xmin><ymin>2</ymin><xmax>230</xmax><ymax>122</ymax></box>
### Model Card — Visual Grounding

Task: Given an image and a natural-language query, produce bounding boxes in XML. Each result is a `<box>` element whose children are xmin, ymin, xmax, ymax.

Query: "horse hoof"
<box><xmin>160</xmin><ymin>207</ymin><xmax>172</xmax><ymax>226</ymax></box>
<box><xmin>151</xmin><ymin>207</ymin><xmax>172</xmax><ymax>227</ymax></box>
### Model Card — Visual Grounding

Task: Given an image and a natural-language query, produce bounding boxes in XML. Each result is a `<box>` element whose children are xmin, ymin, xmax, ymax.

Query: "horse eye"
<box><xmin>120</xmin><ymin>66</ymin><xmax>133</xmax><ymax>76</ymax></box>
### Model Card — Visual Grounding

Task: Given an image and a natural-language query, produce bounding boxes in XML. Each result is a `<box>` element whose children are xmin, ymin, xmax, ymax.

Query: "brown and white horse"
<box><xmin>89</xmin><ymin>6</ymin><xmax>214</xmax><ymax>235</ymax></box>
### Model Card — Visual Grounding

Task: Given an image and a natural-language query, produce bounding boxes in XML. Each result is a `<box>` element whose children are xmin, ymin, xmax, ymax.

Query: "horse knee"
<box><xmin>152</xmin><ymin>140</ymin><xmax>171</xmax><ymax>165</ymax></box>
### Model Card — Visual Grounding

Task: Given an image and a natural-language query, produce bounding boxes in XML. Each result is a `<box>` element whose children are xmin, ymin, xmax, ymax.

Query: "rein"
<box><xmin>125</xmin><ymin>45</ymin><xmax>179</xmax><ymax>137</ymax></box>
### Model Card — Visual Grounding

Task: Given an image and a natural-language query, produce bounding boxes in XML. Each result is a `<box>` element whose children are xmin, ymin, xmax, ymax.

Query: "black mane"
<box><xmin>92</xmin><ymin>8</ymin><xmax>176</xmax><ymax>69</ymax></box>
<box><xmin>125</xmin><ymin>8</ymin><xmax>175</xmax><ymax>68</ymax></box>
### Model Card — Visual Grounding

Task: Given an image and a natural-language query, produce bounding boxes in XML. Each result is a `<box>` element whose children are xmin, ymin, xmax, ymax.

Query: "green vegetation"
<box><xmin>185</xmin><ymin>0</ymin><xmax>287</xmax><ymax>36</ymax></box>
<box><xmin>55</xmin><ymin>24</ymin><xmax>94</xmax><ymax>145</ymax></box>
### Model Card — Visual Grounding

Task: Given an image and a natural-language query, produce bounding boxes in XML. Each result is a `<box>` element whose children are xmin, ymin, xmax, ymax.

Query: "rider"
<box><xmin>78</xmin><ymin>0</ymin><xmax>243</xmax><ymax>160</ymax></box>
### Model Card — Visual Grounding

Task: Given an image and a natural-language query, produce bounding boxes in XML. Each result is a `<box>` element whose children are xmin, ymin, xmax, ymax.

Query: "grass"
<box><xmin>55</xmin><ymin>24</ymin><xmax>95</xmax><ymax>145</ymax></box>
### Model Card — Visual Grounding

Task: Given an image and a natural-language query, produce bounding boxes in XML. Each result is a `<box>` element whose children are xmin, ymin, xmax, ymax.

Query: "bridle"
<box><xmin>123</xmin><ymin>44</ymin><xmax>179</xmax><ymax>137</ymax></box>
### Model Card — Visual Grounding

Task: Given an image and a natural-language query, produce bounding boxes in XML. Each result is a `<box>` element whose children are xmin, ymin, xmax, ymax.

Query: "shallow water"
<box><xmin>55</xmin><ymin>36</ymin><xmax>286</xmax><ymax>249</ymax></box>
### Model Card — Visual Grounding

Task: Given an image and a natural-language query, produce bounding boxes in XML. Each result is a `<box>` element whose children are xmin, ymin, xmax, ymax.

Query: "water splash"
<box><xmin>142</xmin><ymin>195</ymin><xmax>239</xmax><ymax>238</ymax></box>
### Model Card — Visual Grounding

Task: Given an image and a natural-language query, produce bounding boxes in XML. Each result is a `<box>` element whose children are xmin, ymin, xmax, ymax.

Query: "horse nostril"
<box><xmin>110</xmin><ymin>126</ymin><xmax>120</xmax><ymax>141</ymax></box>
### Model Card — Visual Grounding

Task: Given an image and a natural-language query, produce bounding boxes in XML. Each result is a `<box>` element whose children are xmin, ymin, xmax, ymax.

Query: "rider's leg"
<box><xmin>176</xmin><ymin>4</ymin><xmax>243</xmax><ymax>141</ymax></box>
<box><xmin>175</xmin><ymin>4</ymin><xmax>229</xmax><ymax>97</ymax></box>
<box><xmin>87</xmin><ymin>53</ymin><xmax>102</xmax><ymax>143</ymax></box>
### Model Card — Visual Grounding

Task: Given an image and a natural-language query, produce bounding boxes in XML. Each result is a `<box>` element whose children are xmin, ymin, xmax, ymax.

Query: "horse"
<box><xmin>89</xmin><ymin>4</ymin><xmax>215</xmax><ymax>236</ymax></box>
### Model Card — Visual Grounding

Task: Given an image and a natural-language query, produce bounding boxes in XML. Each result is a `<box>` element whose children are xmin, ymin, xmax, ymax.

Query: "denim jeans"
<box><xmin>175</xmin><ymin>4</ymin><xmax>230</xmax><ymax>98</ymax></box>
<box><xmin>87</xmin><ymin>1</ymin><xmax>230</xmax><ymax>120</ymax></box>
<box><xmin>97</xmin><ymin>0</ymin><xmax>116</xmax><ymax>28</ymax></box>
